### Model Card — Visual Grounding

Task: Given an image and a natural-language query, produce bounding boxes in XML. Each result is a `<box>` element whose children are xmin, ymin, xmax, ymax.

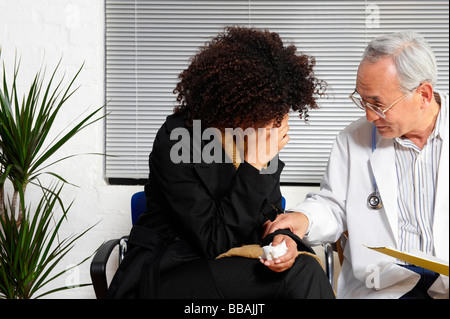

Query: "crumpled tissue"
<box><xmin>260</xmin><ymin>240</ymin><xmax>288</xmax><ymax>260</ymax></box>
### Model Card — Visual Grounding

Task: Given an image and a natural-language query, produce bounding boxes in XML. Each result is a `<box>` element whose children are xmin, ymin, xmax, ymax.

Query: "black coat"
<box><xmin>107</xmin><ymin>113</ymin><xmax>311</xmax><ymax>298</ymax></box>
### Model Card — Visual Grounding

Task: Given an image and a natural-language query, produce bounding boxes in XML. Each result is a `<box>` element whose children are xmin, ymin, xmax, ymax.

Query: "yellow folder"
<box><xmin>367</xmin><ymin>246</ymin><xmax>449</xmax><ymax>276</ymax></box>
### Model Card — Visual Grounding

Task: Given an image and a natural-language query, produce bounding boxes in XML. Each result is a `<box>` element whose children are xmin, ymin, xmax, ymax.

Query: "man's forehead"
<box><xmin>356</xmin><ymin>59</ymin><xmax>399</xmax><ymax>101</ymax></box>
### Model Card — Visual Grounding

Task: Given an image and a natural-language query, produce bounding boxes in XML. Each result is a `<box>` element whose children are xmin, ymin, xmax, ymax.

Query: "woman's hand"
<box><xmin>259</xmin><ymin>234</ymin><xmax>297</xmax><ymax>272</ymax></box>
<box><xmin>245</xmin><ymin>114</ymin><xmax>290</xmax><ymax>171</ymax></box>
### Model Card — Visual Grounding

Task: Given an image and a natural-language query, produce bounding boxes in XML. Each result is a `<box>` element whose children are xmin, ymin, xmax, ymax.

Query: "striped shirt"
<box><xmin>394</xmin><ymin>93</ymin><xmax>447</xmax><ymax>258</ymax></box>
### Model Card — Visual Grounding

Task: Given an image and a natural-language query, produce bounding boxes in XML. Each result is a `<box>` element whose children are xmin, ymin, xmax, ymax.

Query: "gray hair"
<box><xmin>362</xmin><ymin>31</ymin><xmax>437</xmax><ymax>92</ymax></box>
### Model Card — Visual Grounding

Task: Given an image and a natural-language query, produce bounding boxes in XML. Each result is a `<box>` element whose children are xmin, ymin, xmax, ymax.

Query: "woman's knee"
<box><xmin>293</xmin><ymin>254</ymin><xmax>324</xmax><ymax>273</ymax></box>
<box><xmin>283</xmin><ymin>254</ymin><xmax>334</xmax><ymax>298</ymax></box>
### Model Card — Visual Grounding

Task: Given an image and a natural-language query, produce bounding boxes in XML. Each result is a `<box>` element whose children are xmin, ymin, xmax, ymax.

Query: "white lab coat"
<box><xmin>295</xmin><ymin>92</ymin><xmax>449</xmax><ymax>299</ymax></box>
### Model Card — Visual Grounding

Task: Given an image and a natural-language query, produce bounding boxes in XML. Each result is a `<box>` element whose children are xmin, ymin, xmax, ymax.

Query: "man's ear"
<box><xmin>418</xmin><ymin>82</ymin><xmax>434</xmax><ymax>109</ymax></box>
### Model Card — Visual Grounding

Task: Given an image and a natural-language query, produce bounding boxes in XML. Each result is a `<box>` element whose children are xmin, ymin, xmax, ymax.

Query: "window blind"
<box><xmin>105</xmin><ymin>0</ymin><xmax>449</xmax><ymax>183</ymax></box>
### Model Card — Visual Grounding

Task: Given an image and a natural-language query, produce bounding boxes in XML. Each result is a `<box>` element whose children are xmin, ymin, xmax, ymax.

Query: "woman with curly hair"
<box><xmin>108</xmin><ymin>26</ymin><xmax>334</xmax><ymax>299</ymax></box>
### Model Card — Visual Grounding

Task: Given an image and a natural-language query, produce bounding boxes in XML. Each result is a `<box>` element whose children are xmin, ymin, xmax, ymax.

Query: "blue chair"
<box><xmin>131</xmin><ymin>191</ymin><xmax>146</xmax><ymax>225</ymax></box>
<box><xmin>90</xmin><ymin>191</ymin><xmax>147</xmax><ymax>299</ymax></box>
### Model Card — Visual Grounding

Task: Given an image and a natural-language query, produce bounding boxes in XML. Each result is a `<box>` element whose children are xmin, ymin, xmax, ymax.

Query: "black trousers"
<box><xmin>158</xmin><ymin>254</ymin><xmax>335</xmax><ymax>299</ymax></box>
<box><xmin>400</xmin><ymin>265</ymin><xmax>440</xmax><ymax>299</ymax></box>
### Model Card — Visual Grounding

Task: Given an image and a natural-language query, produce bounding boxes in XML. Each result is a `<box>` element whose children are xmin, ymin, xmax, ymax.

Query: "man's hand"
<box><xmin>260</xmin><ymin>234</ymin><xmax>298</xmax><ymax>272</ymax></box>
<box><xmin>262</xmin><ymin>212</ymin><xmax>310</xmax><ymax>239</ymax></box>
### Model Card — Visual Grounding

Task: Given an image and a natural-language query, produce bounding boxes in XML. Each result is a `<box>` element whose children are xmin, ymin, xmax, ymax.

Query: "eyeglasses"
<box><xmin>349</xmin><ymin>86</ymin><xmax>418</xmax><ymax>119</ymax></box>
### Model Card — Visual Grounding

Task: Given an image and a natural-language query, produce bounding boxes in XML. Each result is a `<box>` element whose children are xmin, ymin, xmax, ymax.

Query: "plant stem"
<box><xmin>0</xmin><ymin>184</ymin><xmax>4</xmax><ymax>220</ymax></box>
<box><xmin>10</xmin><ymin>184</ymin><xmax>26</xmax><ymax>226</ymax></box>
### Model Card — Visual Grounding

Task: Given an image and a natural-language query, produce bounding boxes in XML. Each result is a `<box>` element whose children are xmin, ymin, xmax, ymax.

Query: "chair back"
<box><xmin>131</xmin><ymin>192</ymin><xmax>285</xmax><ymax>224</ymax></box>
<box><xmin>131</xmin><ymin>191</ymin><xmax>146</xmax><ymax>225</ymax></box>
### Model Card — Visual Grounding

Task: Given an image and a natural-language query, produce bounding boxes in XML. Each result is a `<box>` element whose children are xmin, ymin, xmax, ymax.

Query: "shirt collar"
<box><xmin>434</xmin><ymin>91</ymin><xmax>447</xmax><ymax>141</ymax></box>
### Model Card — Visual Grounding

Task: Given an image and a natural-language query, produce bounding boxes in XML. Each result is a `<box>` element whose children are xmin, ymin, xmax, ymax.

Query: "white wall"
<box><xmin>0</xmin><ymin>0</ymin><xmax>318</xmax><ymax>298</ymax></box>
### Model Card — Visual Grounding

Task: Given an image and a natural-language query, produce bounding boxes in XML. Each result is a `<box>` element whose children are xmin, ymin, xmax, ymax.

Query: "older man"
<box><xmin>266</xmin><ymin>31</ymin><xmax>448</xmax><ymax>299</ymax></box>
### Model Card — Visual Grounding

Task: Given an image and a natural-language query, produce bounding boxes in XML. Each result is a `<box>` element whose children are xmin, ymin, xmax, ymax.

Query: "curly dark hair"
<box><xmin>173</xmin><ymin>26</ymin><xmax>326</xmax><ymax>130</ymax></box>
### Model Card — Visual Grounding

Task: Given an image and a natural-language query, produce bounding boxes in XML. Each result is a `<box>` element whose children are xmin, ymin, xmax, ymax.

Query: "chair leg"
<box><xmin>323</xmin><ymin>243</ymin><xmax>335</xmax><ymax>291</ymax></box>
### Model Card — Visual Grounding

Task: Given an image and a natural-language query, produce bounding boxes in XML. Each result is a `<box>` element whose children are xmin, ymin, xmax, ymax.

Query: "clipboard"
<box><xmin>366</xmin><ymin>246</ymin><xmax>449</xmax><ymax>276</ymax></box>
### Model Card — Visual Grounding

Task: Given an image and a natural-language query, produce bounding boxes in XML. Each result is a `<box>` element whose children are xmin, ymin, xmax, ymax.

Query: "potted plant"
<box><xmin>0</xmin><ymin>52</ymin><xmax>104</xmax><ymax>298</ymax></box>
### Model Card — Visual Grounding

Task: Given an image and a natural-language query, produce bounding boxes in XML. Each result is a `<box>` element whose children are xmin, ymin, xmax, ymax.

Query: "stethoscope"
<box><xmin>367</xmin><ymin>125</ymin><xmax>383</xmax><ymax>210</ymax></box>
